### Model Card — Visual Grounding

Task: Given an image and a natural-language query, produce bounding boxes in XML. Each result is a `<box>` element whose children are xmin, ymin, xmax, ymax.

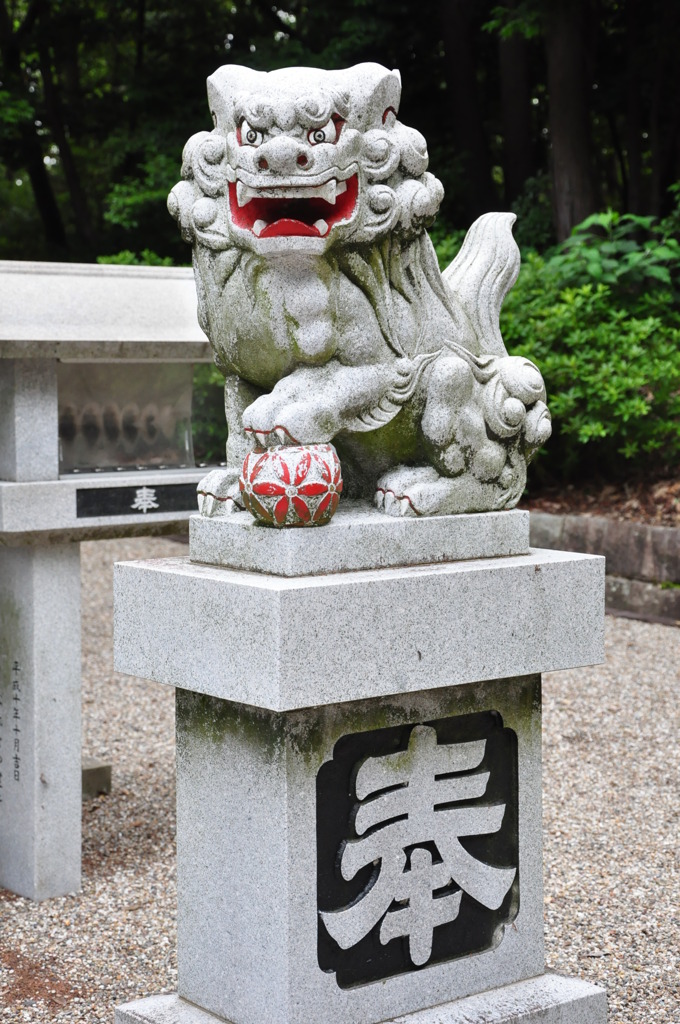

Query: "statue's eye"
<box><xmin>308</xmin><ymin>117</ymin><xmax>338</xmax><ymax>146</ymax></box>
<box><xmin>240</xmin><ymin>120</ymin><xmax>263</xmax><ymax>146</ymax></box>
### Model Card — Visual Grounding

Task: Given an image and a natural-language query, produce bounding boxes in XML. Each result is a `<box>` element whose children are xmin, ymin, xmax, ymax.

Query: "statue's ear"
<box><xmin>207</xmin><ymin>65</ymin><xmax>266</xmax><ymax>133</ymax></box>
<box><xmin>333</xmin><ymin>63</ymin><xmax>402</xmax><ymax>131</ymax></box>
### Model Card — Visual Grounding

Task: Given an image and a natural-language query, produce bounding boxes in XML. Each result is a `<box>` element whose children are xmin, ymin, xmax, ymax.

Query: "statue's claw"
<box><xmin>374</xmin><ymin>466</ymin><xmax>440</xmax><ymax>517</ymax></box>
<box><xmin>245</xmin><ymin>424</ymin><xmax>301</xmax><ymax>449</ymax></box>
<box><xmin>375</xmin><ymin>486</ymin><xmax>419</xmax><ymax>518</ymax></box>
<box><xmin>196</xmin><ymin>468</ymin><xmax>244</xmax><ymax>518</ymax></box>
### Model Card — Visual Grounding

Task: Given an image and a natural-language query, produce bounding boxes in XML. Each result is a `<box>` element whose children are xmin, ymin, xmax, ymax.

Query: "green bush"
<box><xmin>498</xmin><ymin>206</ymin><xmax>680</xmax><ymax>481</ymax></box>
<box><xmin>96</xmin><ymin>249</ymin><xmax>175</xmax><ymax>266</ymax></box>
<box><xmin>192</xmin><ymin>364</ymin><xmax>226</xmax><ymax>464</ymax></box>
<box><xmin>510</xmin><ymin>172</ymin><xmax>555</xmax><ymax>252</ymax></box>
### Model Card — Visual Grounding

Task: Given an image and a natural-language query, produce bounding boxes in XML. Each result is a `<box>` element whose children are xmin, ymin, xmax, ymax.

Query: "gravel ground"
<box><xmin>1</xmin><ymin>535</ymin><xmax>678</xmax><ymax>1022</ymax></box>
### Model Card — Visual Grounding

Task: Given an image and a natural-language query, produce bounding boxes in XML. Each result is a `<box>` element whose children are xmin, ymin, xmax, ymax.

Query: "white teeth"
<box><xmin>252</xmin><ymin>220</ymin><xmax>267</xmax><ymax>237</ymax></box>
<box><xmin>314</xmin><ymin>219</ymin><xmax>329</xmax><ymax>237</ymax></box>
<box><xmin>318</xmin><ymin>180</ymin><xmax>336</xmax><ymax>204</ymax></box>
<box><xmin>235</xmin><ymin>179</ymin><xmax>340</xmax><ymax>203</ymax></box>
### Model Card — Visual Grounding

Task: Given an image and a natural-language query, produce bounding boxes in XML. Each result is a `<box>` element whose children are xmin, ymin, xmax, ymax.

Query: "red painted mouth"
<box><xmin>228</xmin><ymin>174</ymin><xmax>358</xmax><ymax>238</ymax></box>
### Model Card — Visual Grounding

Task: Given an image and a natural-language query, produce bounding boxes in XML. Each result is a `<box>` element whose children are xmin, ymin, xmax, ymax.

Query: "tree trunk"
<box><xmin>19</xmin><ymin>123</ymin><xmax>69</xmax><ymax>253</ymax></box>
<box><xmin>648</xmin><ymin>0</ymin><xmax>680</xmax><ymax>216</ymax></box>
<box><xmin>438</xmin><ymin>0</ymin><xmax>495</xmax><ymax>220</ymax></box>
<box><xmin>625</xmin><ymin>0</ymin><xmax>644</xmax><ymax>213</ymax></box>
<box><xmin>0</xmin><ymin>1</ymin><xmax>68</xmax><ymax>253</ymax></box>
<box><xmin>39</xmin><ymin>42</ymin><xmax>97</xmax><ymax>256</ymax></box>
<box><xmin>498</xmin><ymin>29</ymin><xmax>534</xmax><ymax>206</ymax></box>
<box><xmin>544</xmin><ymin>0</ymin><xmax>598</xmax><ymax>239</ymax></box>
<box><xmin>135</xmin><ymin>0</ymin><xmax>146</xmax><ymax>75</ymax></box>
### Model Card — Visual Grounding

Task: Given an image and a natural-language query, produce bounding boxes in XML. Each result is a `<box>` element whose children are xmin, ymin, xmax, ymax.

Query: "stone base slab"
<box><xmin>189</xmin><ymin>504</ymin><xmax>530</xmax><ymax>576</ymax></box>
<box><xmin>81</xmin><ymin>756</ymin><xmax>112</xmax><ymax>800</ymax></box>
<box><xmin>114</xmin><ymin>547</ymin><xmax>604</xmax><ymax>711</ymax></box>
<box><xmin>115</xmin><ymin>974</ymin><xmax>606</xmax><ymax>1024</ymax></box>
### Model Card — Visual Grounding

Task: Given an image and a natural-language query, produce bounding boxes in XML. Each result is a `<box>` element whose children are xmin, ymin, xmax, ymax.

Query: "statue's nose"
<box><xmin>256</xmin><ymin>136</ymin><xmax>313</xmax><ymax>174</ymax></box>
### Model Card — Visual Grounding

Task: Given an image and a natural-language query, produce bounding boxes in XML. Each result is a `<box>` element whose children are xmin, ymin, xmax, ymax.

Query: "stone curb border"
<box><xmin>529</xmin><ymin>511</ymin><xmax>680</xmax><ymax>626</ymax></box>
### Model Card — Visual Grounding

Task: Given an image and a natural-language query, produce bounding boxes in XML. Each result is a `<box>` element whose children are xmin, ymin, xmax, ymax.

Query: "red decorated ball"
<box><xmin>240</xmin><ymin>444</ymin><xmax>343</xmax><ymax>527</ymax></box>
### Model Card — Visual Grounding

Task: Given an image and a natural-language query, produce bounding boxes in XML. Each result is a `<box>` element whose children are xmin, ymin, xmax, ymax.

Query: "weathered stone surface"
<box><xmin>606</xmin><ymin>575</ymin><xmax>680</xmax><ymax>624</ymax></box>
<box><xmin>115</xmin><ymin>974</ymin><xmax>605</xmax><ymax>1024</ymax></box>
<box><xmin>189</xmin><ymin>503</ymin><xmax>530</xmax><ymax>575</ymax></box>
<box><xmin>530</xmin><ymin>511</ymin><xmax>680</xmax><ymax>623</ymax></box>
<box><xmin>0</xmin><ymin>542</ymin><xmax>81</xmax><ymax>900</ymax></box>
<box><xmin>169</xmin><ymin>63</ymin><xmax>551</xmax><ymax>520</ymax></box>
<box><xmin>114</xmin><ymin>547</ymin><xmax>604</xmax><ymax>711</ymax></box>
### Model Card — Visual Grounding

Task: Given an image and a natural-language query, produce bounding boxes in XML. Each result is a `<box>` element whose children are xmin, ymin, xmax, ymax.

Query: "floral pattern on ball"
<box><xmin>240</xmin><ymin>444</ymin><xmax>343</xmax><ymax>527</ymax></box>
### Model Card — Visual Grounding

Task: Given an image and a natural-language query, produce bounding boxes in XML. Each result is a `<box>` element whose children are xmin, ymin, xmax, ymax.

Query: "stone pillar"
<box><xmin>0</xmin><ymin>359</ymin><xmax>59</xmax><ymax>482</ymax></box>
<box><xmin>113</xmin><ymin>508</ymin><xmax>607</xmax><ymax>1024</ymax></box>
<box><xmin>0</xmin><ymin>542</ymin><xmax>81</xmax><ymax>899</ymax></box>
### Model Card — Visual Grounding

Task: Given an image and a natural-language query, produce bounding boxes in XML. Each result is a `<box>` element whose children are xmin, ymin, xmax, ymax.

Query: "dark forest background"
<box><xmin>2</xmin><ymin>0</ymin><xmax>679</xmax><ymax>262</ymax></box>
<box><xmin>2</xmin><ymin>0</ymin><xmax>680</xmax><ymax>482</ymax></box>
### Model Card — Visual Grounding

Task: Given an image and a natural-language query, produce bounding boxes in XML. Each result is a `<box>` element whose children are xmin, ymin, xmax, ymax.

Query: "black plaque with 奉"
<box><xmin>76</xmin><ymin>483</ymin><xmax>197</xmax><ymax>518</ymax></box>
<box><xmin>316</xmin><ymin>710</ymin><xmax>519</xmax><ymax>987</ymax></box>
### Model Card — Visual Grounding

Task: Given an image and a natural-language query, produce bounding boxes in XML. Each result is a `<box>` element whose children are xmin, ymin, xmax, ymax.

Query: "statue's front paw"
<box><xmin>243</xmin><ymin>394</ymin><xmax>338</xmax><ymax>448</ymax></box>
<box><xmin>196</xmin><ymin>468</ymin><xmax>243</xmax><ymax>518</ymax></box>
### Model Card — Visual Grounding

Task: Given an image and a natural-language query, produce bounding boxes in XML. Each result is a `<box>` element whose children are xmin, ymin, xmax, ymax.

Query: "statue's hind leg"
<box><xmin>373</xmin><ymin>355</ymin><xmax>520</xmax><ymax>517</ymax></box>
<box><xmin>374</xmin><ymin>463</ymin><xmax>518</xmax><ymax>517</ymax></box>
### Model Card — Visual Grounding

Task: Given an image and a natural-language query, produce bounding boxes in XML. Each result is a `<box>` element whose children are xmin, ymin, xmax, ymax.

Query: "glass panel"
<box><xmin>57</xmin><ymin>362</ymin><xmax>195</xmax><ymax>472</ymax></box>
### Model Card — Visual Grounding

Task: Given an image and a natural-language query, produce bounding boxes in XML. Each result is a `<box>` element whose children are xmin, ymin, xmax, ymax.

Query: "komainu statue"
<box><xmin>169</xmin><ymin>62</ymin><xmax>551</xmax><ymax>517</ymax></box>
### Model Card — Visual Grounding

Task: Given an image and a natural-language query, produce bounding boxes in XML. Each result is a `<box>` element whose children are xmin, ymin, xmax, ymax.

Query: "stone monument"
<box><xmin>113</xmin><ymin>63</ymin><xmax>607</xmax><ymax>1024</ymax></box>
<box><xmin>0</xmin><ymin>261</ymin><xmax>211</xmax><ymax>901</ymax></box>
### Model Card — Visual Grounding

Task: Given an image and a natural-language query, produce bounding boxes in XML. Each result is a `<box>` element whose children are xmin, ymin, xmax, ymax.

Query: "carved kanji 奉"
<box><xmin>320</xmin><ymin>725</ymin><xmax>516</xmax><ymax>969</ymax></box>
<box><xmin>169</xmin><ymin>62</ymin><xmax>551</xmax><ymax>518</ymax></box>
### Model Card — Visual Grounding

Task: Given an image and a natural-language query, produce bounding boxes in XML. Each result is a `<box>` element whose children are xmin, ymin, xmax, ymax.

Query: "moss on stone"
<box><xmin>177</xmin><ymin>689</ymin><xmax>285</xmax><ymax>762</ymax></box>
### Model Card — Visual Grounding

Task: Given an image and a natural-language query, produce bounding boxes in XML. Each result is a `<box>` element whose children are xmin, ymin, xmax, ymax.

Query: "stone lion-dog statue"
<box><xmin>168</xmin><ymin>62</ymin><xmax>551</xmax><ymax>518</ymax></box>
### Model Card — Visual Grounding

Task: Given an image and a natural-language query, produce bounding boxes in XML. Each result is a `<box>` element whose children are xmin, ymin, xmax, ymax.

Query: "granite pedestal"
<box><xmin>113</xmin><ymin>505</ymin><xmax>607</xmax><ymax>1024</ymax></box>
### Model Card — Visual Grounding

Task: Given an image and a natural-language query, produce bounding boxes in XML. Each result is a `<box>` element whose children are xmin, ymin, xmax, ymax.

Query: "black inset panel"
<box><xmin>76</xmin><ymin>483</ymin><xmax>197</xmax><ymax>518</ymax></box>
<box><xmin>317</xmin><ymin>711</ymin><xmax>519</xmax><ymax>988</ymax></box>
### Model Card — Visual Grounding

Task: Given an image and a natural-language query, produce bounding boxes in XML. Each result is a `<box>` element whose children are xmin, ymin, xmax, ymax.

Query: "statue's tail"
<box><xmin>441</xmin><ymin>212</ymin><xmax>520</xmax><ymax>358</ymax></box>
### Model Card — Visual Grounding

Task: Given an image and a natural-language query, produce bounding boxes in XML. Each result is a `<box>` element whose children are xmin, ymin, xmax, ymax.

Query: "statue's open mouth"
<box><xmin>228</xmin><ymin>174</ymin><xmax>358</xmax><ymax>238</ymax></box>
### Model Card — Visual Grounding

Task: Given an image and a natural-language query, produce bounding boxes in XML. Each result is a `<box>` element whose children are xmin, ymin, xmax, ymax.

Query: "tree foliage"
<box><xmin>490</xmin><ymin>199</ymin><xmax>680</xmax><ymax>481</ymax></box>
<box><xmin>1</xmin><ymin>0</ymin><xmax>679</xmax><ymax>260</ymax></box>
